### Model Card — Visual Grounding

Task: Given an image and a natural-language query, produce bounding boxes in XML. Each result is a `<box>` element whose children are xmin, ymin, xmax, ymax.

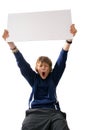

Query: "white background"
<box><xmin>0</xmin><ymin>0</ymin><xmax>87</xmax><ymax>130</ymax></box>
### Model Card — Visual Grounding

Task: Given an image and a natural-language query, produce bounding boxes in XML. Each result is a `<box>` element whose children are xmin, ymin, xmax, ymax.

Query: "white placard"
<box><xmin>7</xmin><ymin>10</ymin><xmax>73</xmax><ymax>42</ymax></box>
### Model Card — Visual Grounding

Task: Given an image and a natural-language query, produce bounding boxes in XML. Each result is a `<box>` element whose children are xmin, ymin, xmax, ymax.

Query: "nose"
<box><xmin>42</xmin><ymin>65</ymin><xmax>45</xmax><ymax>69</ymax></box>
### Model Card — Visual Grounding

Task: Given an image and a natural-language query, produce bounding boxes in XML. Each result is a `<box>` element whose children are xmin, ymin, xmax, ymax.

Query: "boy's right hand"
<box><xmin>2</xmin><ymin>29</ymin><xmax>9</xmax><ymax>40</ymax></box>
<box><xmin>2</xmin><ymin>30</ymin><xmax>17</xmax><ymax>51</ymax></box>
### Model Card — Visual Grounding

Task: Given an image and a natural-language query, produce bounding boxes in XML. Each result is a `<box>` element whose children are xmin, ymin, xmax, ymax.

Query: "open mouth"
<box><xmin>42</xmin><ymin>72</ymin><xmax>45</xmax><ymax>77</ymax></box>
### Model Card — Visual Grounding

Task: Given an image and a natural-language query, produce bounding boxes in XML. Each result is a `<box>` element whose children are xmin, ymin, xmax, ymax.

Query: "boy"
<box><xmin>2</xmin><ymin>24</ymin><xmax>77</xmax><ymax>130</ymax></box>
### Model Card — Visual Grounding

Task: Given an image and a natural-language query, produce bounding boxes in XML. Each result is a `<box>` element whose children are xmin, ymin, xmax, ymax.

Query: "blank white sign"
<box><xmin>7</xmin><ymin>10</ymin><xmax>73</xmax><ymax>42</ymax></box>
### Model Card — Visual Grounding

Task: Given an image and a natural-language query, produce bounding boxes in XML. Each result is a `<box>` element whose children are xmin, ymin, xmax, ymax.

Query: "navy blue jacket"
<box><xmin>14</xmin><ymin>49</ymin><xmax>68</xmax><ymax>110</ymax></box>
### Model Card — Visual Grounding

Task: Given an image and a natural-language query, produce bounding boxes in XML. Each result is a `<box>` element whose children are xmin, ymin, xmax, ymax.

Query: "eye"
<box><xmin>45</xmin><ymin>65</ymin><xmax>49</xmax><ymax>68</ymax></box>
<box><xmin>39</xmin><ymin>64</ymin><xmax>42</xmax><ymax>67</ymax></box>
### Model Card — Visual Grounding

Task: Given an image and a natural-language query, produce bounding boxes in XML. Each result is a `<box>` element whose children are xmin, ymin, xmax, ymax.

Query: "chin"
<box><xmin>41</xmin><ymin>76</ymin><xmax>47</xmax><ymax>79</ymax></box>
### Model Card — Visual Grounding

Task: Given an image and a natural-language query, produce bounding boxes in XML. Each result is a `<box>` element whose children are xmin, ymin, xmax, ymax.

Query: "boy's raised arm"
<box><xmin>63</xmin><ymin>24</ymin><xmax>77</xmax><ymax>51</ymax></box>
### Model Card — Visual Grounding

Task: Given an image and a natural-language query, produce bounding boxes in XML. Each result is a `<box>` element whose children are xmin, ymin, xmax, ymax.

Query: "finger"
<box><xmin>70</xmin><ymin>24</ymin><xmax>77</xmax><ymax>35</ymax></box>
<box><xmin>4</xmin><ymin>29</ymin><xmax>9</xmax><ymax>33</ymax></box>
<box><xmin>70</xmin><ymin>29</ymin><xmax>77</xmax><ymax>36</ymax></box>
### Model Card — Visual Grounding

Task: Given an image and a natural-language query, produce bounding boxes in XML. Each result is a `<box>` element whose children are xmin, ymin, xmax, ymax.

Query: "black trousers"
<box><xmin>21</xmin><ymin>108</ymin><xmax>70</xmax><ymax>130</ymax></box>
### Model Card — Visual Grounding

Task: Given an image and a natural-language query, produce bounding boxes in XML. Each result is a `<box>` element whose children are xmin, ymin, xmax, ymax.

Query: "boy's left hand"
<box><xmin>70</xmin><ymin>24</ymin><xmax>77</xmax><ymax>36</ymax></box>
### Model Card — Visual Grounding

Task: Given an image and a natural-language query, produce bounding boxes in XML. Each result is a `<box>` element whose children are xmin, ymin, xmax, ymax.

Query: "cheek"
<box><xmin>47</xmin><ymin>68</ymin><xmax>50</xmax><ymax>73</ymax></box>
<box><xmin>38</xmin><ymin>68</ymin><xmax>42</xmax><ymax>73</ymax></box>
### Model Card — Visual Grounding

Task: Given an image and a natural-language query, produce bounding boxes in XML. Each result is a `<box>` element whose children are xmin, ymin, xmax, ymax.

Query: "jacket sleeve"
<box><xmin>52</xmin><ymin>48</ymin><xmax>68</xmax><ymax>86</ymax></box>
<box><xmin>14</xmin><ymin>51</ymin><xmax>36</xmax><ymax>87</ymax></box>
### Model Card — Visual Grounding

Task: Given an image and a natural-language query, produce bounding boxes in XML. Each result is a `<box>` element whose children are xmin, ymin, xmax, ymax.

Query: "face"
<box><xmin>36</xmin><ymin>62</ymin><xmax>51</xmax><ymax>79</ymax></box>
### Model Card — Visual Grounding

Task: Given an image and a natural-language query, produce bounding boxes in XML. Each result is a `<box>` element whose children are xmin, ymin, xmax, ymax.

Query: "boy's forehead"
<box><xmin>37</xmin><ymin>61</ymin><xmax>49</xmax><ymax>65</ymax></box>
